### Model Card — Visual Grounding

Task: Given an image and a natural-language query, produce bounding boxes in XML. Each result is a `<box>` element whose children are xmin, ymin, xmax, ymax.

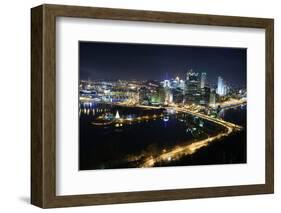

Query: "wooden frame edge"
<box><xmin>31</xmin><ymin>4</ymin><xmax>274</xmax><ymax>208</ymax></box>
<box><xmin>31</xmin><ymin>5</ymin><xmax>44</xmax><ymax>208</ymax></box>
<box><xmin>265</xmin><ymin>19</ymin><xmax>274</xmax><ymax>194</ymax></box>
<box><xmin>44</xmin><ymin>184</ymin><xmax>271</xmax><ymax>208</ymax></box>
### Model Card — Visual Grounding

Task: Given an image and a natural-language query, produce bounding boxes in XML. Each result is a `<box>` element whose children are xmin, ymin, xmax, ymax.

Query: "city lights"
<box><xmin>79</xmin><ymin>42</ymin><xmax>247</xmax><ymax>170</ymax></box>
<box><xmin>79</xmin><ymin>69</ymin><xmax>246</xmax><ymax>169</ymax></box>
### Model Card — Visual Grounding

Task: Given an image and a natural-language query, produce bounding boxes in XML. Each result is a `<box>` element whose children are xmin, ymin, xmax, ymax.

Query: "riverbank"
<box><xmin>79</xmin><ymin>103</ymin><xmax>246</xmax><ymax>170</ymax></box>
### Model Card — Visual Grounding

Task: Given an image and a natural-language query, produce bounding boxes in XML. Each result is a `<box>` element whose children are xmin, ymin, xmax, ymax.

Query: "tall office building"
<box><xmin>185</xmin><ymin>69</ymin><xmax>201</xmax><ymax>104</ymax></box>
<box><xmin>186</xmin><ymin>69</ymin><xmax>198</xmax><ymax>81</ymax></box>
<box><xmin>164</xmin><ymin>88</ymin><xmax>173</xmax><ymax>104</ymax></box>
<box><xmin>179</xmin><ymin>80</ymin><xmax>185</xmax><ymax>90</ymax></box>
<box><xmin>217</xmin><ymin>76</ymin><xmax>225</xmax><ymax>96</ymax></box>
<box><xmin>200</xmin><ymin>87</ymin><xmax>211</xmax><ymax>105</ymax></box>
<box><xmin>200</xmin><ymin>72</ymin><xmax>207</xmax><ymax>88</ymax></box>
<box><xmin>162</xmin><ymin>79</ymin><xmax>171</xmax><ymax>88</ymax></box>
<box><xmin>209</xmin><ymin>89</ymin><xmax>216</xmax><ymax>107</ymax></box>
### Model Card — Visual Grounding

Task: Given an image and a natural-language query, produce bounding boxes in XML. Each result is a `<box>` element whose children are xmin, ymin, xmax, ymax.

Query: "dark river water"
<box><xmin>79</xmin><ymin>103</ymin><xmax>247</xmax><ymax>170</ymax></box>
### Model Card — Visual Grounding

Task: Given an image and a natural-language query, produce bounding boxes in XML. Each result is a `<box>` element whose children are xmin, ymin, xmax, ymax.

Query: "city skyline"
<box><xmin>79</xmin><ymin>41</ymin><xmax>247</xmax><ymax>87</ymax></box>
<box><xmin>79</xmin><ymin>41</ymin><xmax>247</xmax><ymax>170</ymax></box>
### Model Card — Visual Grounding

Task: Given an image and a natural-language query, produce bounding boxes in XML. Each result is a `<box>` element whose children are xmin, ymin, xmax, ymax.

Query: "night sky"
<box><xmin>79</xmin><ymin>41</ymin><xmax>246</xmax><ymax>87</ymax></box>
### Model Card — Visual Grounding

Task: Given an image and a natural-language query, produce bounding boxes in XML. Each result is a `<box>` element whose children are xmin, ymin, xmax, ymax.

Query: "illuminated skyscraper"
<box><xmin>165</xmin><ymin>89</ymin><xmax>173</xmax><ymax>104</ymax></box>
<box><xmin>217</xmin><ymin>76</ymin><xmax>225</xmax><ymax>96</ymax></box>
<box><xmin>209</xmin><ymin>89</ymin><xmax>216</xmax><ymax>107</ymax></box>
<box><xmin>200</xmin><ymin>72</ymin><xmax>207</xmax><ymax>88</ymax></box>
<box><xmin>162</xmin><ymin>79</ymin><xmax>171</xmax><ymax>88</ymax></box>
<box><xmin>185</xmin><ymin>69</ymin><xmax>201</xmax><ymax>104</ymax></box>
<box><xmin>186</xmin><ymin>69</ymin><xmax>198</xmax><ymax>81</ymax></box>
<box><xmin>200</xmin><ymin>87</ymin><xmax>210</xmax><ymax>105</ymax></box>
<box><xmin>179</xmin><ymin>80</ymin><xmax>185</xmax><ymax>90</ymax></box>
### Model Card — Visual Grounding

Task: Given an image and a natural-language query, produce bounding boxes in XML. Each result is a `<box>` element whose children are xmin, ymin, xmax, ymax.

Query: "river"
<box><xmin>79</xmin><ymin>103</ymin><xmax>246</xmax><ymax>170</ymax></box>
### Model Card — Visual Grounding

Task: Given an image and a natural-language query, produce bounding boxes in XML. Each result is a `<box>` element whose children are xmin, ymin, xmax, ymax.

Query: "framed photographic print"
<box><xmin>31</xmin><ymin>4</ymin><xmax>274</xmax><ymax>208</ymax></box>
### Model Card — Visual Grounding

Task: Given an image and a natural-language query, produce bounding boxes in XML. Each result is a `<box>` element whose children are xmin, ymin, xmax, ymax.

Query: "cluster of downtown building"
<box><xmin>79</xmin><ymin>69</ymin><xmax>246</xmax><ymax>108</ymax></box>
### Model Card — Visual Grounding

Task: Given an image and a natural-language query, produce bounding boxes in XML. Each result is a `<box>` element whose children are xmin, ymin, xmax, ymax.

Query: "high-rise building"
<box><xmin>216</xmin><ymin>76</ymin><xmax>230</xmax><ymax>96</ymax></box>
<box><xmin>217</xmin><ymin>76</ymin><xmax>225</xmax><ymax>96</ymax></box>
<box><xmin>209</xmin><ymin>89</ymin><xmax>216</xmax><ymax>107</ymax></box>
<box><xmin>165</xmin><ymin>89</ymin><xmax>173</xmax><ymax>104</ymax></box>
<box><xmin>200</xmin><ymin>87</ymin><xmax>210</xmax><ymax>105</ymax></box>
<box><xmin>149</xmin><ymin>87</ymin><xmax>166</xmax><ymax>105</ymax></box>
<box><xmin>172</xmin><ymin>88</ymin><xmax>184</xmax><ymax>104</ymax></box>
<box><xmin>162</xmin><ymin>79</ymin><xmax>171</xmax><ymax>88</ymax></box>
<box><xmin>179</xmin><ymin>80</ymin><xmax>185</xmax><ymax>90</ymax></box>
<box><xmin>158</xmin><ymin>87</ymin><xmax>166</xmax><ymax>104</ymax></box>
<box><xmin>184</xmin><ymin>69</ymin><xmax>201</xmax><ymax>104</ymax></box>
<box><xmin>186</xmin><ymin>69</ymin><xmax>198</xmax><ymax>81</ymax></box>
<box><xmin>200</xmin><ymin>72</ymin><xmax>207</xmax><ymax>88</ymax></box>
<box><xmin>170</xmin><ymin>79</ymin><xmax>179</xmax><ymax>89</ymax></box>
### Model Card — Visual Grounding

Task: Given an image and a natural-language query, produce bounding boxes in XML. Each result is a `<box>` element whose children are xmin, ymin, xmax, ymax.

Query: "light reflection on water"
<box><xmin>79</xmin><ymin>103</ymin><xmax>246</xmax><ymax>170</ymax></box>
